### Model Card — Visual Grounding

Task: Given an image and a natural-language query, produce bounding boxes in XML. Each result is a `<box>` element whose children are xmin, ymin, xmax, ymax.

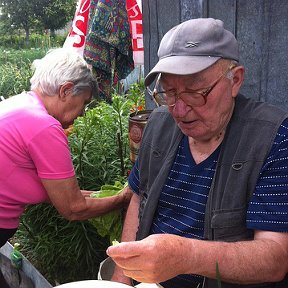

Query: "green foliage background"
<box><xmin>0</xmin><ymin>48</ymin><xmax>44</xmax><ymax>97</ymax></box>
<box><xmin>0</xmin><ymin>34</ymin><xmax>66</xmax><ymax>49</ymax></box>
<box><xmin>0</xmin><ymin>45</ymin><xmax>61</xmax><ymax>98</ymax></box>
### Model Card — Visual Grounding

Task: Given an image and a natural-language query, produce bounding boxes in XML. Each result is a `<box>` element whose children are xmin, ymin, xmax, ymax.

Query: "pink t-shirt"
<box><xmin>0</xmin><ymin>91</ymin><xmax>75</xmax><ymax>228</ymax></box>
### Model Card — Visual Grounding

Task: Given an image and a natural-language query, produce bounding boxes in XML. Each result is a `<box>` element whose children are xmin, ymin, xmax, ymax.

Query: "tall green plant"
<box><xmin>126</xmin><ymin>78</ymin><xmax>146</xmax><ymax>113</ymax></box>
<box><xmin>69</xmin><ymin>93</ymin><xmax>133</xmax><ymax>190</ymax></box>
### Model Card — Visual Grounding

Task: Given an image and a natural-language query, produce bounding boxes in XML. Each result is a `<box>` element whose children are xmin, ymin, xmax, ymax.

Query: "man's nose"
<box><xmin>170</xmin><ymin>98</ymin><xmax>190</xmax><ymax>118</ymax></box>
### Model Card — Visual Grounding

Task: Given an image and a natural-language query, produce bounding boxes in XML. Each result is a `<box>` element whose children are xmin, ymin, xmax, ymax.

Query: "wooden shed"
<box><xmin>142</xmin><ymin>0</ymin><xmax>288</xmax><ymax>111</ymax></box>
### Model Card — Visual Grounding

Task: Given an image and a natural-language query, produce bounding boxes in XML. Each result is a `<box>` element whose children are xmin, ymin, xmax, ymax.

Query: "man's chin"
<box><xmin>178</xmin><ymin>121</ymin><xmax>197</xmax><ymax>133</ymax></box>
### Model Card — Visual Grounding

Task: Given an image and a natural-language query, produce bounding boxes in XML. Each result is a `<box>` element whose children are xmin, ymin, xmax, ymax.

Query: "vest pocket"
<box><xmin>210</xmin><ymin>207</ymin><xmax>253</xmax><ymax>241</ymax></box>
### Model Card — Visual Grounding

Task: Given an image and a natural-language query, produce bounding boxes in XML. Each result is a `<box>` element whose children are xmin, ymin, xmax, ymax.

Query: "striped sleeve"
<box><xmin>247</xmin><ymin>118</ymin><xmax>288</xmax><ymax>232</ymax></box>
<box><xmin>128</xmin><ymin>159</ymin><xmax>140</xmax><ymax>194</ymax></box>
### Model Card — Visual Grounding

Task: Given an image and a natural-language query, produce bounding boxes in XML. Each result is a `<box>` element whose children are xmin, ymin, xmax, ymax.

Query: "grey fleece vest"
<box><xmin>136</xmin><ymin>95</ymin><xmax>288</xmax><ymax>288</ymax></box>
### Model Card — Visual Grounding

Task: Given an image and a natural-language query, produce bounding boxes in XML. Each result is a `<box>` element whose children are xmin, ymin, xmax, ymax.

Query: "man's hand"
<box><xmin>107</xmin><ymin>231</ymin><xmax>288</xmax><ymax>285</ymax></box>
<box><xmin>107</xmin><ymin>234</ymin><xmax>189</xmax><ymax>283</ymax></box>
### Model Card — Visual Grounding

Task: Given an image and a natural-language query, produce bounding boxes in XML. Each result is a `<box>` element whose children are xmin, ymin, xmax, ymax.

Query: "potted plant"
<box><xmin>127</xmin><ymin>80</ymin><xmax>152</xmax><ymax>163</ymax></box>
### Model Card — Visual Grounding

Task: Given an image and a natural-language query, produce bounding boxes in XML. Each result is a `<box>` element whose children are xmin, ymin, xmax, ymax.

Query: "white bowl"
<box><xmin>55</xmin><ymin>280</ymin><xmax>132</xmax><ymax>288</ymax></box>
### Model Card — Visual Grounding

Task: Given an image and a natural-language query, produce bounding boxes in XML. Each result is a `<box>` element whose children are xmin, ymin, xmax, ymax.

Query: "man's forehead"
<box><xmin>160</xmin><ymin>68</ymin><xmax>215</xmax><ymax>85</ymax></box>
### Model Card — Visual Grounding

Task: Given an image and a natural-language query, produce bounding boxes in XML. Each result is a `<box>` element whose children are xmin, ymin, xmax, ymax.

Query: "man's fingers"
<box><xmin>112</xmin><ymin>255</ymin><xmax>141</xmax><ymax>270</ymax></box>
<box><xmin>107</xmin><ymin>241</ymin><xmax>142</xmax><ymax>258</ymax></box>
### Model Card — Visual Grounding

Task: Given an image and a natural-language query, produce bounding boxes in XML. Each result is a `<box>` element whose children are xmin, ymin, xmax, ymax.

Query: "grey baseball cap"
<box><xmin>145</xmin><ymin>18</ymin><xmax>239</xmax><ymax>86</ymax></box>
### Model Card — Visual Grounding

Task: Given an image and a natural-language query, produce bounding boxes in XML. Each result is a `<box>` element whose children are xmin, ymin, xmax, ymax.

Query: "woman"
<box><xmin>0</xmin><ymin>48</ymin><xmax>131</xmax><ymax>287</ymax></box>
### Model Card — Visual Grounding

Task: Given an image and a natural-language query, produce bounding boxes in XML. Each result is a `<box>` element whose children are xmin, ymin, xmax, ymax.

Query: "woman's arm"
<box><xmin>41</xmin><ymin>176</ymin><xmax>132</xmax><ymax>220</ymax></box>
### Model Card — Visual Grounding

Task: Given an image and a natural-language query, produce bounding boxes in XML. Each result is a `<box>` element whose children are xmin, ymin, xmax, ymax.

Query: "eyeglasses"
<box><xmin>148</xmin><ymin>63</ymin><xmax>237</xmax><ymax>107</ymax></box>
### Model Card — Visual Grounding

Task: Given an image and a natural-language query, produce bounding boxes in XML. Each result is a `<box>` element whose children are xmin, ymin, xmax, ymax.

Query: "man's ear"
<box><xmin>59</xmin><ymin>82</ymin><xmax>74</xmax><ymax>101</ymax></box>
<box><xmin>231</xmin><ymin>65</ymin><xmax>245</xmax><ymax>98</ymax></box>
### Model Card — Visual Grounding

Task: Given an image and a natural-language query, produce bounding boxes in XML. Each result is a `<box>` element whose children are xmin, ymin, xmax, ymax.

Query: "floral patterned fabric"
<box><xmin>84</xmin><ymin>0</ymin><xmax>134</xmax><ymax>102</ymax></box>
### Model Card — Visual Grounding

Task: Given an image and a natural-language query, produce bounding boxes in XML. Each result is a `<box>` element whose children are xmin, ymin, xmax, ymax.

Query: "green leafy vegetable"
<box><xmin>89</xmin><ymin>181</ymin><xmax>127</xmax><ymax>244</ymax></box>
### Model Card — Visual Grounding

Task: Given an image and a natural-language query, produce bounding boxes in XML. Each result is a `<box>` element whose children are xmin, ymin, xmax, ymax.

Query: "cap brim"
<box><xmin>144</xmin><ymin>56</ymin><xmax>221</xmax><ymax>87</ymax></box>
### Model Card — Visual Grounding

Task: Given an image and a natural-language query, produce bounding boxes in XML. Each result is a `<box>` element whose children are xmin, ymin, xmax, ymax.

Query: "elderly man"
<box><xmin>107</xmin><ymin>18</ymin><xmax>288</xmax><ymax>288</ymax></box>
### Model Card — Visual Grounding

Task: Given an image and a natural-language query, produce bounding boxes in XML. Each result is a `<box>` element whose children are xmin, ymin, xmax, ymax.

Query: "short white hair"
<box><xmin>30</xmin><ymin>48</ymin><xmax>98</xmax><ymax>98</ymax></box>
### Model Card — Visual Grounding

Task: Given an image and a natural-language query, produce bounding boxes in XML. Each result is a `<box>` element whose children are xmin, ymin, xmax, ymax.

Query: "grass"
<box><xmin>0</xmin><ymin>48</ymin><xmax>47</xmax><ymax>65</ymax></box>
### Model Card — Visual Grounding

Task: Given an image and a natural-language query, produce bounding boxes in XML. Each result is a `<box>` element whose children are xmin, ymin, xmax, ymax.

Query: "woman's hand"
<box><xmin>119</xmin><ymin>186</ymin><xmax>133</xmax><ymax>208</ymax></box>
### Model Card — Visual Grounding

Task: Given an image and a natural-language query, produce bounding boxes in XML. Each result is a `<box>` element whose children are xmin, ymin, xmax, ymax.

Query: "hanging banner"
<box><xmin>63</xmin><ymin>0</ymin><xmax>90</xmax><ymax>55</ymax></box>
<box><xmin>126</xmin><ymin>0</ymin><xmax>144</xmax><ymax>65</ymax></box>
<box><xmin>135</xmin><ymin>0</ymin><xmax>142</xmax><ymax>13</ymax></box>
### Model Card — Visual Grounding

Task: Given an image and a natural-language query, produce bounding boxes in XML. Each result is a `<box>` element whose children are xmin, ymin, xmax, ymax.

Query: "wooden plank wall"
<box><xmin>142</xmin><ymin>0</ymin><xmax>288</xmax><ymax>110</ymax></box>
